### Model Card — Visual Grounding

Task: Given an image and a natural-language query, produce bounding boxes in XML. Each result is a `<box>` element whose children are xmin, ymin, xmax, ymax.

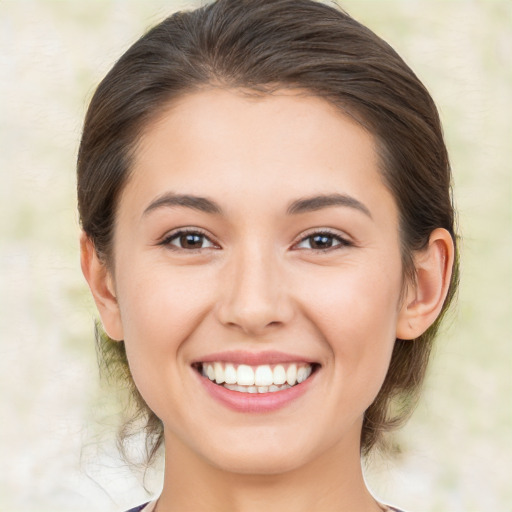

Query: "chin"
<box><xmin>209</xmin><ymin>449</ymin><xmax>306</xmax><ymax>476</ymax></box>
<box><xmin>190</xmin><ymin>431</ymin><xmax>312</xmax><ymax>476</ymax></box>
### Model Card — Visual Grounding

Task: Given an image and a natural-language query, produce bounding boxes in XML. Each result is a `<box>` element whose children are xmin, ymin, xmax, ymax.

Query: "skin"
<box><xmin>81</xmin><ymin>88</ymin><xmax>454</xmax><ymax>512</ymax></box>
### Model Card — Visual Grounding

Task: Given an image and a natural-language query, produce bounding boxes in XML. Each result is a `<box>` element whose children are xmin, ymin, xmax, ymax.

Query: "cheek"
<box><xmin>303</xmin><ymin>261</ymin><xmax>401</xmax><ymax>331</ymax></box>
<box><xmin>116</xmin><ymin>260</ymin><xmax>213</xmax><ymax>343</ymax></box>
<box><xmin>298</xmin><ymin>261</ymin><xmax>402</xmax><ymax>387</ymax></box>
<box><xmin>113</xmin><ymin>261</ymin><xmax>215</xmax><ymax>404</ymax></box>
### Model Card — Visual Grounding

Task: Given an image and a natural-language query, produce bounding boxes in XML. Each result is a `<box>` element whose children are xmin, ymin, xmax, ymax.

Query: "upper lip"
<box><xmin>192</xmin><ymin>350</ymin><xmax>317</xmax><ymax>366</ymax></box>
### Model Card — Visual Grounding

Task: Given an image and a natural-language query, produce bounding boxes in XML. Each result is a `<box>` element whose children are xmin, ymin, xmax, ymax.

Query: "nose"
<box><xmin>215</xmin><ymin>245</ymin><xmax>295</xmax><ymax>336</ymax></box>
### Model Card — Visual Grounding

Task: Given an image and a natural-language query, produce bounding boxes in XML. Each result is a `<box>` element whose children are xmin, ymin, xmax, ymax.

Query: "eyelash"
<box><xmin>160</xmin><ymin>228</ymin><xmax>218</xmax><ymax>251</ymax></box>
<box><xmin>292</xmin><ymin>229</ymin><xmax>353</xmax><ymax>252</ymax></box>
<box><xmin>159</xmin><ymin>228</ymin><xmax>353</xmax><ymax>253</ymax></box>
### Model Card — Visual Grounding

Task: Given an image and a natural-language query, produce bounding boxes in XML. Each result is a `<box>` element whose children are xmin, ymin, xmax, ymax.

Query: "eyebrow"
<box><xmin>142</xmin><ymin>192</ymin><xmax>372</xmax><ymax>219</ymax></box>
<box><xmin>143</xmin><ymin>193</ymin><xmax>223</xmax><ymax>217</ymax></box>
<box><xmin>287</xmin><ymin>193</ymin><xmax>372</xmax><ymax>218</ymax></box>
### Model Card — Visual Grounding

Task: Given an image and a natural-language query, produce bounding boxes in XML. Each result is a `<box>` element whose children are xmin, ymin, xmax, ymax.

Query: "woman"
<box><xmin>78</xmin><ymin>0</ymin><xmax>458</xmax><ymax>510</ymax></box>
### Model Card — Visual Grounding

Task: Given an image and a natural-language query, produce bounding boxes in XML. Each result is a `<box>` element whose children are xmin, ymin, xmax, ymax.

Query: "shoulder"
<box><xmin>380</xmin><ymin>505</ymin><xmax>407</xmax><ymax>512</ymax></box>
<box><xmin>124</xmin><ymin>504</ymin><xmax>150</xmax><ymax>512</ymax></box>
<box><xmin>125</xmin><ymin>501</ymin><xmax>158</xmax><ymax>512</ymax></box>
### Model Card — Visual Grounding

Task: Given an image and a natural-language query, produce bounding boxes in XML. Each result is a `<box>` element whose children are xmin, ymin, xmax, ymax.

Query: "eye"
<box><xmin>294</xmin><ymin>231</ymin><xmax>352</xmax><ymax>251</ymax></box>
<box><xmin>161</xmin><ymin>230</ymin><xmax>217</xmax><ymax>250</ymax></box>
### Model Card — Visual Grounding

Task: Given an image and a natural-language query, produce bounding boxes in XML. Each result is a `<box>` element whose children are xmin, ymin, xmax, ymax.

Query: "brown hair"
<box><xmin>78</xmin><ymin>0</ymin><xmax>459</xmax><ymax>462</ymax></box>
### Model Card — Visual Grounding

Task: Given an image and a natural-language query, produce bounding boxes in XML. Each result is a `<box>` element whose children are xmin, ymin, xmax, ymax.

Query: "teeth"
<box><xmin>201</xmin><ymin>362</ymin><xmax>314</xmax><ymax>392</ymax></box>
<box><xmin>286</xmin><ymin>364</ymin><xmax>297</xmax><ymax>386</ymax></box>
<box><xmin>273</xmin><ymin>365</ymin><xmax>287</xmax><ymax>385</ymax></box>
<box><xmin>224</xmin><ymin>364</ymin><xmax>237</xmax><ymax>384</ymax></box>
<box><xmin>224</xmin><ymin>383</ymin><xmax>292</xmax><ymax>393</ymax></box>
<box><xmin>214</xmin><ymin>362</ymin><xmax>225</xmax><ymax>384</ymax></box>
<box><xmin>297</xmin><ymin>366</ymin><xmax>312</xmax><ymax>383</ymax></box>
<box><xmin>254</xmin><ymin>365</ymin><xmax>273</xmax><ymax>386</ymax></box>
<box><xmin>237</xmin><ymin>365</ymin><xmax>255</xmax><ymax>385</ymax></box>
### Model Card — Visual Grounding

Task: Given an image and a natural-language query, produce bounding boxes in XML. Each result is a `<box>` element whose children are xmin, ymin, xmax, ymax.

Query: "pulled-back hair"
<box><xmin>78</xmin><ymin>0</ymin><xmax>458</xmax><ymax>463</ymax></box>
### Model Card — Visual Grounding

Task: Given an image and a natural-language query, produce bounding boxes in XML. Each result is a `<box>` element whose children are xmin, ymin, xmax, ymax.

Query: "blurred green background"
<box><xmin>0</xmin><ymin>1</ymin><xmax>510</xmax><ymax>511</ymax></box>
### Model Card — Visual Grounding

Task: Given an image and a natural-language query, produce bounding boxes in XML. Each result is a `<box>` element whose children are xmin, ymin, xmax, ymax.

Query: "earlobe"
<box><xmin>80</xmin><ymin>232</ymin><xmax>124</xmax><ymax>341</ymax></box>
<box><xmin>396</xmin><ymin>228</ymin><xmax>454</xmax><ymax>340</ymax></box>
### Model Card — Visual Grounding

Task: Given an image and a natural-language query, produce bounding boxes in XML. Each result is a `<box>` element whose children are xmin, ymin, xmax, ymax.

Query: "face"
<box><xmin>108</xmin><ymin>89</ymin><xmax>407</xmax><ymax>474</ymax></box>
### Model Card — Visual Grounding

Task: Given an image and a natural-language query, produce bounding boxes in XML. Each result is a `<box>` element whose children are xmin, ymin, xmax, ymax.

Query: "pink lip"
<box><xmin>193</xmin><ymin>350</ymin><xmax>315</xmax><ymax>366</ymax></box>
<box><xmin>194</xmin><ymin>365</ymin><xmax>317</xmax><ymax>413</ymax></box>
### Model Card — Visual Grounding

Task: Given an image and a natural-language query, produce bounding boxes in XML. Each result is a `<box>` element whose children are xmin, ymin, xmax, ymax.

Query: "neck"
<box><xmin>157</xmin><ymin>427</ymin><xmax>382</xmax><ymax>512</ymax></box>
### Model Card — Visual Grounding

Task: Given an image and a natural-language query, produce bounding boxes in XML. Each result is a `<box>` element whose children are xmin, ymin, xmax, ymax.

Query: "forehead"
<box><xmin>121</xmin><ymin>88</ymin><xmax>397</xmax><ymax>225</ymax></box>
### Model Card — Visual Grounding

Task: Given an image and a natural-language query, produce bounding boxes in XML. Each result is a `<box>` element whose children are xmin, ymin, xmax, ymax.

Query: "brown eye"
<box><xmin>309</xmin><ymin>234</ymin><xmax>335</xmax><ymax>249</ymax></box>
<box><xmin>295</xmin><ymin>231</ymin><xmax>351</xmax><ymax>251</ymax></box>
<box><xmin>163</xmin><ymin>230</ymin><xmax>216</xmax><ymax>250</ymax></box>
<box><xmin>179</xmin><ymin>233</ymin><xmax>205</xmax><ymax>249</ymax></box>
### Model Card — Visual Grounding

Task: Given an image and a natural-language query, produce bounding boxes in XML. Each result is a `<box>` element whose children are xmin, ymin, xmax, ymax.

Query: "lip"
<box><xmin>193</xmin><ymin>357</ymin><xmax>318</xmax><ymax>413</ymax></box>
<box><xmin>192</xmin><ymin>350</ymin><xmax>316</xmax><ymax>366</ymax></box>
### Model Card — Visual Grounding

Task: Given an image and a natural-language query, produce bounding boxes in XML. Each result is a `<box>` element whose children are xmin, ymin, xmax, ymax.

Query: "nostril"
<box><xmin>215</xmin><ymin>269</ymin><xmax>295</xmax><ymax>333</ymax></box>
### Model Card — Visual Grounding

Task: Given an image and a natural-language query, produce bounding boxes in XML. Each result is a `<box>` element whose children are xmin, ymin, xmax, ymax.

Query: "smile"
<box><xmin>198</xmin><ymin>362</ymin><xmax>314</xmax><ymax>394</ymax></box>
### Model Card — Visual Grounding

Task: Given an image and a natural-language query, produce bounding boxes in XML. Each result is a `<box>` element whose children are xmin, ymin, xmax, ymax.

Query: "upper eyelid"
<box><xmin>158</xmin><ymin>227</ymin><xmax>352</xmax><ymax>248</ymax></box>
<box><xmin>160</xmin><ymin>227</ymin><xmax>219</xmax><ymax>247</ymax></box>
<box><xmin>290</xmin><ymin>230</ymin><xmax>354</xmax><ymax>253</ymax></box>
<box><xmin>293</xmin><ymin>228</ymin><xmax>352</xmax><ymax>244</ymax></box>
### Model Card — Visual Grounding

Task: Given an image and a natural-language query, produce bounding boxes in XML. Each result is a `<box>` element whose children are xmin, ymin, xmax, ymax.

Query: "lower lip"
<box><xmin>196</xmin><ymin>370</ymin><xmax>316</xmax><ymax>413</ymax></box>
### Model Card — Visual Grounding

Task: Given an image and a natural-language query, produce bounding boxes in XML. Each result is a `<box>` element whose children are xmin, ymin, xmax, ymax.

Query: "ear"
<box><xmin>80</xmin><ymin>232</ymin><xmax>124</xmax><ymax>341</ymax></box>
<box><xmin>396</xmin><ymin>228</ymin><xmax>455</xmax><ymax>340</ymax></box>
